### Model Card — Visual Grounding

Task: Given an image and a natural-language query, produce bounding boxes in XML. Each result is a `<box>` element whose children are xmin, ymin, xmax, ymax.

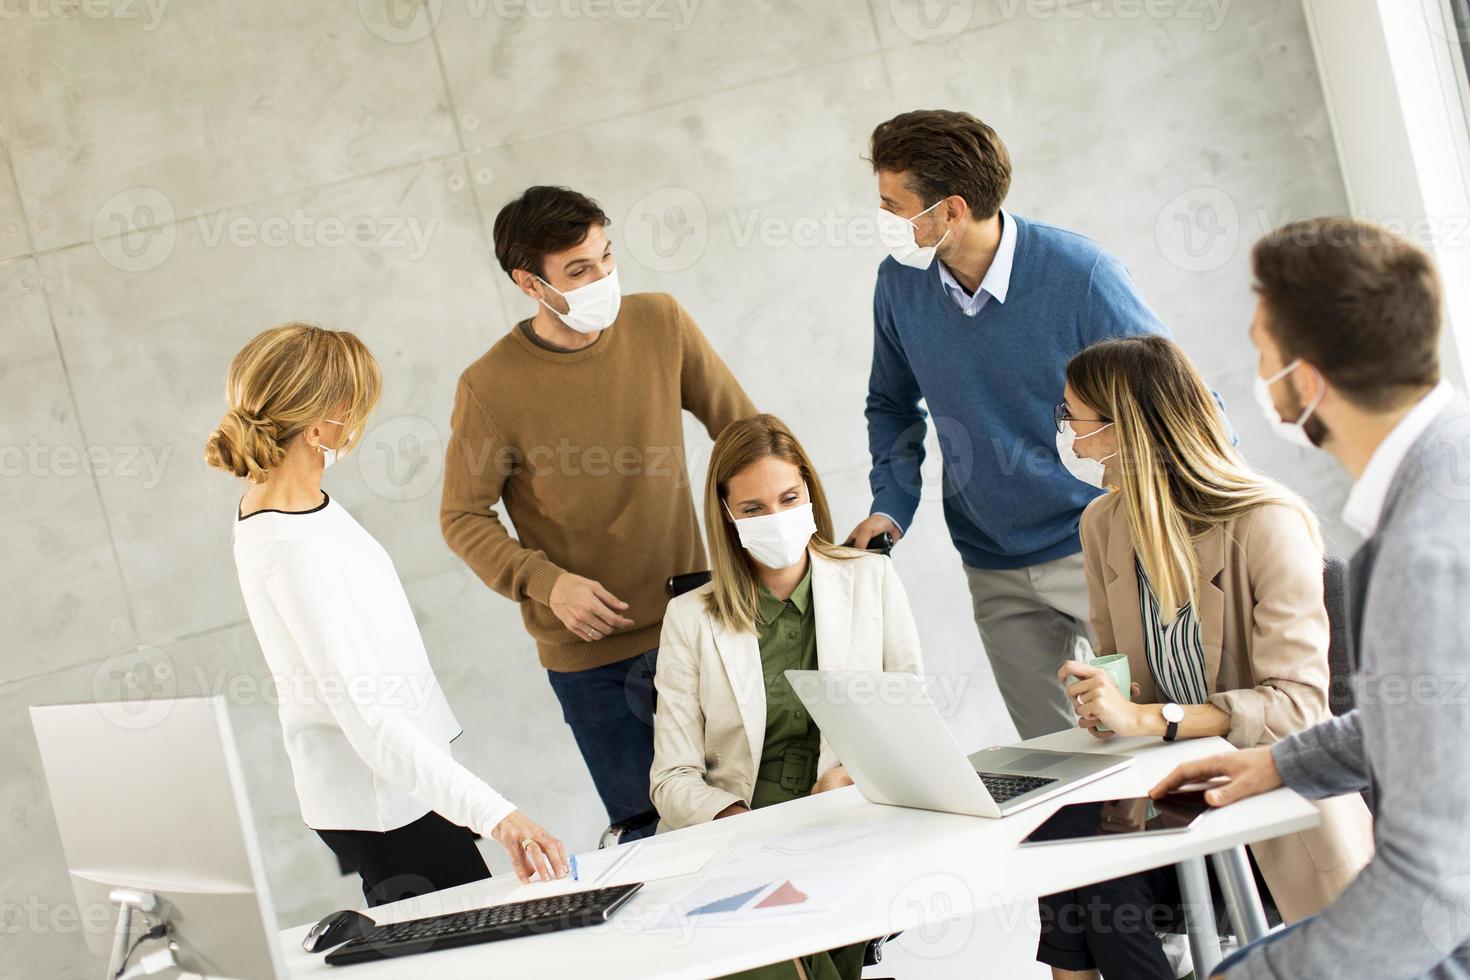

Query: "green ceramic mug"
<box><xmin>1066</xmin><ymin>653</ymin><xmax>1131</xmax><ymax>733</ymax></box>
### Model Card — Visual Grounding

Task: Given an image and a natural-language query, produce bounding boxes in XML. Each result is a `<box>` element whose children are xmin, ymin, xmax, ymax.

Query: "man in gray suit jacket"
<box><xmin>1154</xmin><ymin>217</ymin><xmax>1470</xmax><ymax>979</ymax></box>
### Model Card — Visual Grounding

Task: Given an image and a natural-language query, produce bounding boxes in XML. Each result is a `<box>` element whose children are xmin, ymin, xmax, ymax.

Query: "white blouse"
<box><xmin>233</xmin><ymin>494</ymin><xmax>515</xmax><ymax>835</ymax></box>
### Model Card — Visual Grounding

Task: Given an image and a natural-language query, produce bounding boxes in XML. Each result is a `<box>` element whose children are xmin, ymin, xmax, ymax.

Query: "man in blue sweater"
<box><xmin>847</xmin><ymin>110</ymin><xmax>1176</xmax><ymax>739</ymax></box>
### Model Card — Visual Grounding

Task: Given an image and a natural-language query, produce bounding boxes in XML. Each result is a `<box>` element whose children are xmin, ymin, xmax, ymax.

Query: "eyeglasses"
<box><xmin>1053</xmin><ymin>402</ymin><xmax>1110</xmax><ymax>434</ymax></box>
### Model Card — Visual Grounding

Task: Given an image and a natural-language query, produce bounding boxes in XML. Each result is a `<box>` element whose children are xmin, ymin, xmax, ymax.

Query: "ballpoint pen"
<box><xmin>570</xmin><ymin>853</ymin><xmax>580</xmax><ymax>882</ymax></box>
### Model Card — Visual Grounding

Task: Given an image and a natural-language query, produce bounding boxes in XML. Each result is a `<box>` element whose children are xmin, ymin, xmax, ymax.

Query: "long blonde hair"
<box><xmin>204</xmin><ymin>323</ymin><xmax>381</xmax><ymax>484</ymax></box>
<box><xmin>703</xmin><ymin>414</ymin><xmax>862</xmax><ymax>632</ymax></box>
<box><xmin>1066</xmin><ymin>336</ymin><xmax>1321</xmax><ymax>621</ymax></box>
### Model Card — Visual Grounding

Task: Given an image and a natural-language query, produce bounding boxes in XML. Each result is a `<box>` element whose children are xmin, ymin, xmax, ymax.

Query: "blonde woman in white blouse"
<box><xmin>206</xmin><ymin>323</ymin><xmax>567</xmax><ymax>906</ymax></box>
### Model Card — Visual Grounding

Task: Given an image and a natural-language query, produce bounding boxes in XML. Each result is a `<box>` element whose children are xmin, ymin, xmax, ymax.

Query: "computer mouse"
<box><xmin>303</xmin><ymin>909</ymin><xmax>375</xmax><ymax>953</ymax></box>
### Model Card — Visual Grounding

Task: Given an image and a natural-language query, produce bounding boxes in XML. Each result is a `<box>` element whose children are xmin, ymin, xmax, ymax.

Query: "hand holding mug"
<box><xmin>1059</xmin><ymin>657</ymin><xmax>1143</xmax><ymax>736</ymax></box>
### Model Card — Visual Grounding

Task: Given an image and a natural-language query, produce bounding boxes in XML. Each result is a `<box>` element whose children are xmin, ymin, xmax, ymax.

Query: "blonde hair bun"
<box><xmin>205</xmin><ymin>408</ymin><xmax>284</xmax><ymax>485</ymax></box>
<box><xmin>203</xmin><ymin>323</ymin><xmax>381</xmax><ymax>485</ymax></box>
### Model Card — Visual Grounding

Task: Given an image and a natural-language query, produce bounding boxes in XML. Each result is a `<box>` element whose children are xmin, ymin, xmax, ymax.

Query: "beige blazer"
<box><xmin>1080</xmin><ymin>490</ymin><xmax>1374</xmax><ymax>921</ymax></box>
<box><xmin>650</xmin><ymin>549</ymin><xmax>923</xmax><ymax>831</ymax></box>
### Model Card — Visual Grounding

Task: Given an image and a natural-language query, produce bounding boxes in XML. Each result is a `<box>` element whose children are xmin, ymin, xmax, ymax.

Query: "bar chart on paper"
<box><xmin>681</xmin><ymin>876</ymin><xmax>821</xmax><ymax>919</ymax></box>
<box><xmin>689</xmin><ymin>883</ymin><xmax>774</xmax><ymax>916</ymax></box>
<box><xmin>648</xmin><ymin>817</ymin><xmax>920</xmax><ymax>930</ymax></box>
<box><xmin>755</xmin><ymin>880</ymin><xmax>809</xmax><ymax>909</ymax></box>
<box><xmin>685</xmin><ymin>879</ymin><xmax>814</xmax><ymax>917</ymax></box>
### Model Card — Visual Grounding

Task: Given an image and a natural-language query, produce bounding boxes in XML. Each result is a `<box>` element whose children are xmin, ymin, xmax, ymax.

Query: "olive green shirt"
<box><xmin>736</xmin><ymin>567</ymin><xmax>866</xmax><ymax>980</ymax></box>
<box><xmin>750</xmin><ymin>566</ymin><xmax>821</xmax><ymax>809</ymax></box>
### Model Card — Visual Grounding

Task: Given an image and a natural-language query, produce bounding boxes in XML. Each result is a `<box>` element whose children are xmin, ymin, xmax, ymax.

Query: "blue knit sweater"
<box><xmin>865</xmin><ymin>213</ymin><xmax>1171</xmax><ymax>570</ymax></box>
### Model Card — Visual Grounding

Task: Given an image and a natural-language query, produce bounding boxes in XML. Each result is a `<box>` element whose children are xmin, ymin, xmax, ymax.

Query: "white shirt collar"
<box><xmin>1341</xmin><ymin>380</ymin><xmax>1455</xmax><ymax>537</ymax></box>
<box><xmin>937</xmin><ymin>209</ymin><xmax>1015</xmax><ymax>315</ymax></box>
<box><xmin>980</xmin><ymin>208</ymin><xmax>1016</xmax><ymax>303</ymax></box>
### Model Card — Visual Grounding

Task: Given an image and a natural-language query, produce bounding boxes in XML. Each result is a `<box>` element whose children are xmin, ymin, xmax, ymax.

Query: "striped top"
<box><xmin>1136</xmin><ymin>556</ymin><xmax>1209</xmax><ymax>705</ymax></box>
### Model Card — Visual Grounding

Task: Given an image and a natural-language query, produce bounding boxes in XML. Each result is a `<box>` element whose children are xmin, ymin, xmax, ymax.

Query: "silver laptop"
<box><xmin>785</xmin><ymin>670</ymin><xmax>1132</xmax><ymax>818</ymax></box>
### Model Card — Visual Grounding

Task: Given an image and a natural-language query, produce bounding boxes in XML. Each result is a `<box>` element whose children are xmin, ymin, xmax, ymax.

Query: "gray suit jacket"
<box><xmin>1230</xmin><ymin>396</ymin><xmax>1470</xmax><ymax>979</ymax></box>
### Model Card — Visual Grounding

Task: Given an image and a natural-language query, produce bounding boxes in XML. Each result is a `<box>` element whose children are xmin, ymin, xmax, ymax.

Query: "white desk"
<box><xmin>279</xmin><ymin>730</ymin><xmax>1319</xmax><ymax>979</ymax></box>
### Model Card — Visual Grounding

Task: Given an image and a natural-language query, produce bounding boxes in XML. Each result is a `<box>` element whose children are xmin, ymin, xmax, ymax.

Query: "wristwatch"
<box><xmin>1161</xmin><ymin>703</ymin><xmax>1185</xmax><ymax>742</ymax></box>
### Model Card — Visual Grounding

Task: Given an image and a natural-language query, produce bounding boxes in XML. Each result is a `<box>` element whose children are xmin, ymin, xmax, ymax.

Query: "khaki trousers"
<box><xmin>963</xmin><ymin>551</ymin><xmax>1094</xmax><ymax>740</ymax></box>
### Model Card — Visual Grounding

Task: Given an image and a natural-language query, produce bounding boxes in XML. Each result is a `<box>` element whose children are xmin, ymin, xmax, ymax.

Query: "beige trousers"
<box><xmin>963</xmin><ymin>551</ymin><xmax>1095</xmax><ymax>740</ymax></box>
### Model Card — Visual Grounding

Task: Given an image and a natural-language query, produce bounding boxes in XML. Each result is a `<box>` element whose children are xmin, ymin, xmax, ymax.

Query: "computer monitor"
<box><xmin>30</xmin><ymin>695</ymin><xmax>287</xmax><ymax>979</ymax></box>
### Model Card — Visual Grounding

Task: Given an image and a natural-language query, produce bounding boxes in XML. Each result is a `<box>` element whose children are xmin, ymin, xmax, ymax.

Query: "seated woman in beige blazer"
<box><xmin>1041</xmin><ymin>336</ymin><xmax>1373</xmax><ymax>980</ymax></box>
<box><xmin>651</xmin><ymin>413</ymin><xmax>922</xmax><ymax>980</ymax></box>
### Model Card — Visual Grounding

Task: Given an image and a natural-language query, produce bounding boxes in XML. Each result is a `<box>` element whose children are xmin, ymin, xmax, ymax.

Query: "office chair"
<box><xmin>1323</xmin><ymin>554</ymin><xmax>1374</xmax><ymax>817</ymax></box>
<box><xmin>1323</xmin><ymin>555</ymin><xmax>1355</xmax><ymax>717</ymax></box>
<box><xmin>601</xmin><ymin>533</ymin><xmax>899</xmax><ymax>971</ymax></box>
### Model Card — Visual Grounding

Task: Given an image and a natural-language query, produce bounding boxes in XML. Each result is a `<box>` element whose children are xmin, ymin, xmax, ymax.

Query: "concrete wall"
<box><xmin>1</xmin><ymin>0</ymin><xmax>1346</xmax><ymax>973</ymax></box>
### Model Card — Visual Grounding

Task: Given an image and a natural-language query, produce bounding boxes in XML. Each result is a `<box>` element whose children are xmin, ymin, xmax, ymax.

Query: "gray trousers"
<box><xmin>963</xmin><ymin>551</ymin><xmax>1094</xmax><ymax>740</ymax></box>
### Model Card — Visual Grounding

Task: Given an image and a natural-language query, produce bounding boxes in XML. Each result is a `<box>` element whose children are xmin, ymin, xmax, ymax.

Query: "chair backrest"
<box><xmin>1323</xmin><ymin>555</ymin><xmax>1355</xmax><ymax>716</ymax></box>
<box><xmin>668</xmin><ymin>570</ymin><xmax>713</xmax><ymax>598</ymax></box>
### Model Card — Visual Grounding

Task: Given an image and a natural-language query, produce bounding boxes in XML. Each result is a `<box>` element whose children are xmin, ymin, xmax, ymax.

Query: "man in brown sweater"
<box><xmin>441</xmin><ymin>186</ymin><xmax>755</xmax><ymax>837</ymax></box>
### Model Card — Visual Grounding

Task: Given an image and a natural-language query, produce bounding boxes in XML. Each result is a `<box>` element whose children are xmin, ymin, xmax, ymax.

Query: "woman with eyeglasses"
<box><xmin>207</xmin><ymin>323</ymin><xmax>568</xmax><ymax>907</ymax></box>
<box><xmin>650</xmin><ymin>413</ymin><xmax>923</xmax><ymax>980</ymax></box>
<box><xmin>1038</xmin><ymin>335</ymin><xmax>1373</xmax><ymax>979</ymax></box>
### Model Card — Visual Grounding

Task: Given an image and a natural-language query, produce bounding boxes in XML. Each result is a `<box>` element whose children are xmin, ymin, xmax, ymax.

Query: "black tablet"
<box><xmin>1019</xmin><ymin>793</ymin><xmax>1210</xmax><ymax>847</ymax></box>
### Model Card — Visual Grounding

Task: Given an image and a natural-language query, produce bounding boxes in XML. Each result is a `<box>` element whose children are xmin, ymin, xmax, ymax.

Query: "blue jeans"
<box><xmin>546</xmin><ymin>649</ymin><xmax>658</xmax><ymax>841</ymax></box>
<box><xmin>1215</xmin><ymin>916</ymin><xmax>1311</xmax><ymax>975</ymax></box>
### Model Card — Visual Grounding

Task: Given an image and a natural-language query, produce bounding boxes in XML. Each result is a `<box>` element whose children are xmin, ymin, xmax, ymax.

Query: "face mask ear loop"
<box><xmin>1264</xmin><ymin>358</ymin><xmax>1300</xmax><ymax>386</ymax></box>
<box><xmin>1091</xmin><ymin>426</ymin><xmax>1117</xmax><ymax>468</ymax></box>
<box><xmin>907</xmin><ymin>198</ymin><xmax>944</xmax><ymax>226</ymax></box>
<box><xmin>1070</xmin><ymin>421</ymin><xmax>1114</xmax><ymax>442</ymax></box>
<box><xmin>532</xmin><ymin>276</ymin><xmax>565</xmax><ymax>319</ymax></box>
<box><xmin>1292</xmin><ymin>364</ymin><xmax>1326</xmax><ymax>426</ymax></box>
<box><xmin>311</xmin><ymin>419</ymin><xmax>345</xmax><ymax>454</ymax></box>
<box><xmin>912</xmin><ymin>200</ymin><xmax>949</xmax><ymax>251</ymax></box>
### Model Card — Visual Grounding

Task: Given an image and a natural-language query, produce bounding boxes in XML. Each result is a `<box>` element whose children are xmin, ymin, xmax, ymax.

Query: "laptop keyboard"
<box><xmin>978</xmin><ymin>771</ymin><xmax>1058</xmax><ymax>803</ymax></box>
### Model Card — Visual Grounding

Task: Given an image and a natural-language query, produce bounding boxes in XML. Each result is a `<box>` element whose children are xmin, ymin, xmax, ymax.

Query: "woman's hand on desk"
<box><xmin>490</xmin><ymin>810</ymin><xmax>570</xmax><ymax>883</ymax></box>
<box><xmin>1058</xmin><ymin>660</ymin><xmax>1144</xmax><ymax>737</ymax></box>
<box><xmin>714</xmin><ymin>802</ymin><xmax>750</xmax><ymax>819</ymax></box>
<box><xmin>811</xmin><ymin>765</ymin><xmax>855</xmax><ymax>795</ymax></box>
<box><xmin>1149</xmin><ymin>746</ymin><xmax>1282</xmax><ymax>808</ymax></box>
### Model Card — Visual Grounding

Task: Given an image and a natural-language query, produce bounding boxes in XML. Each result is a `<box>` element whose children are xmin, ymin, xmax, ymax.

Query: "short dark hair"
<box><xmin>867</xmin><ymin>110</ymin><xmax>1011</xmax><ymax>218</ymax></box>
<box><xmin>493</xmin><ymin>185</ymin><xmax>609</xmax><ymax>280</ymax></box>
<box><xmin>1251</xmin><ymin>218</ymin><xmax>1442</xmax><ymax>410</ymax></box>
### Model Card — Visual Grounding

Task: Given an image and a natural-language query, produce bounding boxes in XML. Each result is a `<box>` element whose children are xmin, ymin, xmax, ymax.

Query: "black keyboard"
<box><xmin>978</xmin><ymin>771</ymin><xmax>1058</xmax><ymax>804</ymax></box>
<box><xmin>324</xmin><ymin>883</ymin><xmax>643</xmax><ymax>966</ymax></box>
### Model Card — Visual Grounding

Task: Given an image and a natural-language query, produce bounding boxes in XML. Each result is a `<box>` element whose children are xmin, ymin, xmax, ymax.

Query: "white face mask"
<box><xmin>1056</xmin><ymin>420</ymin><xmax>1116</xmax><ymax>489</ymax></box>
<box><xmin>875</xmin><ymin>200</ymin><xmax>950</xmax><ymax>270</ymax></box>
<box><xmin>1252</xmin><ymin>359</ymin><xmax>1322</xmax><ymax>449</ymax></box>
<box><xmin>536</xmin><ymin>266</ymin><xmax>622</xmax><ymax>334</ymax></box>
<box><xmin>314</xmin><ymin>419</ymin><xmax>345</xmax><ymax>469</ymax></box>
<box><xmin>724</xmin><ymin>499</ymin><xmax>817</xmax><ymax>570</ymax></box>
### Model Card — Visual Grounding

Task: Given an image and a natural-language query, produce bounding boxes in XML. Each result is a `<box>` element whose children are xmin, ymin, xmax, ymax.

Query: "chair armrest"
<box><xmin>599</xmin><ymin>807</ymin><xmax>661</xmax><ymax>849</ymax></box>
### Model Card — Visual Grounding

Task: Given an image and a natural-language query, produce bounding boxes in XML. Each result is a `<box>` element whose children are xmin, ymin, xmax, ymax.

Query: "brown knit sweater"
<box><xmin>440</xmin><ymin>292</ymin><xmax>756</xmax><ymax>671</ymax></box>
